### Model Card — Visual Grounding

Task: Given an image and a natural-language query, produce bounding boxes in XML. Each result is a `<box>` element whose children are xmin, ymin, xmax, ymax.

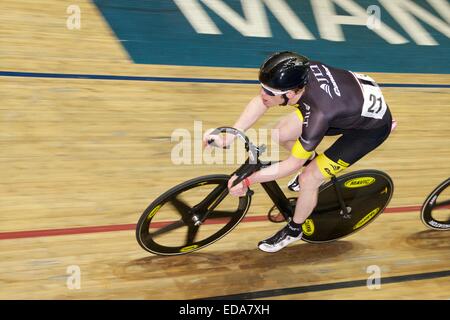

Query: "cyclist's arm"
<box><xmin>233</xmin><ymin>95</ymin><xmax>270</xmax><ymax>131</ymax></box>
<box><xmin>204</xmin><ymin>95</ymin><xmax>269</xmax><ymax>147</ymax></box>
<box><xmin>298</xmin><ymin>110</ymin><xmax>328</xmax><ymax>152</ymax></box>
<box><xmin>246</xmin><ymin>114</ymin><xmax>328</xmax><ymax>184</ymax></box>
<box><xmin>216</xmin><ymin>95</ymin><xmax>269</xmax><ymax>147</ymax></box>
<box><xmin>248</xmin><ymin>155</ymin><xmax>306</xmax><ymax>185</ymax></box>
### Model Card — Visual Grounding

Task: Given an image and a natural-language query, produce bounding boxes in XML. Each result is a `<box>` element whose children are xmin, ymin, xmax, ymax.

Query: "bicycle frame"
<box><xmin>203</xmin><ymin>126</ymin><xmax>350</xmax><ymax>225</ymax></box>
<box><xmin>189</xmin><ymin>157</ymin><xmax>294</xmax><ymax>225</ymax></box>
<box><xmin>232</xmin><ymin>159</ymin><xmax>351</xmax><ymax>222</ymax></box>
<box><xmin>260</xmin><ymin>180</ymin><xmax>295</xmax><ymax>221</ymax></box>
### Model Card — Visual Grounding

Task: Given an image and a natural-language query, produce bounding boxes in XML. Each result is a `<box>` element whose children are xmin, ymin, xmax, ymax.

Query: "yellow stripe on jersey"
<box><xmin>295</xmin><ymin>108</ymin><xmax>304</xmax><ymax>122</ymax></box>
<box><xmin>291</xmin><ymin>140</ymin><xmax>313</xmax><ymax>160</ymax></box>
<box><xmin>316</xmin><ymin>153</ymin><xmax>350</xmax><ymax>178</ymax></box>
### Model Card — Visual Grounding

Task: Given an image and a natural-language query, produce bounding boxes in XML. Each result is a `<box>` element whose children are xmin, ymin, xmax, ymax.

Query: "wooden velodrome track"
<box><xmin>0</xmin><ymin>1</ymin><xmax>449</xmax><ymax>300</ymax></box>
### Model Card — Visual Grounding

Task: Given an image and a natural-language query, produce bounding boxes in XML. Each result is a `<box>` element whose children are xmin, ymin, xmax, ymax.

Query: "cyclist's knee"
<box><xmin>271</xmin><ymin>126</ymin><xmax>282</xmax><ymax>145</ymax></box>
<box><xmin>299</xmin><ymin>163</ymin><xmax>325</xmax><ymax>188</ymax></box>
<box><xmin>272</xmin><ymin>124</ymin><xmax>291</xmax><ymax>146</ymax></box>
<box><xmin>272</xmin><ymin>112</ymin><xmax>302</xmax><ymax>146</ymax></box>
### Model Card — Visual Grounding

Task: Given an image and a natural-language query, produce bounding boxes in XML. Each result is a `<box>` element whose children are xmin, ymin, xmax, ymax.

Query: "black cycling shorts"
<box><xmin>315</xmin><ymin>115</ymin><xmax>392</xmax><ymax>178</ymax></box>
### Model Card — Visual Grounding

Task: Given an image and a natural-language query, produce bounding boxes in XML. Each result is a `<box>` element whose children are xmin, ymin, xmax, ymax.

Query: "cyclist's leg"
<box><xmin>259</xmin><ymin>122</ymin><xmax>392</xmax><ymax>252</ymax></box>
<box><xmin>317</xmin><ymin>123</ymin><xmax>392</xmax><ymax>178</ymax></box>
<box><xmin>293</xmin><ymin>122</ymin><xmax>392</xmax><ymax>223</ymax></box>
<box><xmin>272</xmin><ymin>110</ymin><xmax>303</xmax><ymax>151</ymax></box>
<box><xmin>291</xmin><ymin>160</ymin><xmax>325</xmax><ymax>223</ymax></box>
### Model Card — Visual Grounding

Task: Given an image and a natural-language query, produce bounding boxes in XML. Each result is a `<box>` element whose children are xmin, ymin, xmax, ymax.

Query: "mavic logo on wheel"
<box><xmin>353</xmin><ymin>207</ymin><xmax>380</xmax><ymax>230</ymax></box>
<box><xmin>180</xmin><ymin>245</ymin><xmax>199</xmax><ymax>253</ymax></box>
<box><xmin>302</xmin><ymin>219</ymin><xmax>315</xmax><ymax>236</ymax></box>
<box><xmin>147</xmin><ymin>205</ymin><xmax>162</xmax><ymax>221</ymax></box>
<box><xmin>344</xmin><ymin>177</ymin><xmax>376</xmax><ymax>188</ymax></box>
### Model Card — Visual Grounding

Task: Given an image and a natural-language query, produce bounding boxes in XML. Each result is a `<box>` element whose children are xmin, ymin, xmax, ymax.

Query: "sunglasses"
<box><xmin>262</xmin><ymin>86</ymin><xmax>276</xmax><ymax>96</ymax></box>
<box><xmin>260</xmin><ymin>83</ymin><xmax>290</xmax><ymax>96</ymax></box>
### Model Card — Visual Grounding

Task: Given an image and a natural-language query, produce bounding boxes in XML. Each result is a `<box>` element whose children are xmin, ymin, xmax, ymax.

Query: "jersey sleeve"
<box><xmin>291</xmin><ymin>109</ymin><xmax>329</xmax><ymax>159</ymax></box>
<box><xmin>301</xmin><ymin>110</ymin><xmax>329</xmax><ymax>151</ymax></box>
<box><xmin>291</xmin><ymin>140</ymin><xmax>313</xmax><ymax>159</ymax></box>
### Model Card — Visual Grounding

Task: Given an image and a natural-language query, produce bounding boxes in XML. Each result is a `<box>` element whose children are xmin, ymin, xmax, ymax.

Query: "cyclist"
<box><xmin>204</xmin><ymin>51</ymin><xmax>396</xmax><ymax>253</ymax></box>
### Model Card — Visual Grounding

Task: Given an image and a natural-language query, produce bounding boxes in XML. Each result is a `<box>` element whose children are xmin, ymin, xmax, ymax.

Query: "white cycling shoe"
<box><xmin>258</xmin><ymin>223</ymin><xmax>303</xmax><ymax>253</ymax></box>
<box><xmin>287</xmin><ymin>173</ymin><xmax>301</xmax><ymax>192</ymax></box>
<box><xmin>287</xmin><ymin>151</ymin><xmax>317</xmax><ymax>192</ymax></box>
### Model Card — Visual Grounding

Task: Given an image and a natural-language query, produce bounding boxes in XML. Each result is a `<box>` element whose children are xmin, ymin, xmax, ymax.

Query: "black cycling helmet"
<box><xmin>259</xmin><ymin>51</ymin><xmax>310</xmax><ymax>92</ymax></box>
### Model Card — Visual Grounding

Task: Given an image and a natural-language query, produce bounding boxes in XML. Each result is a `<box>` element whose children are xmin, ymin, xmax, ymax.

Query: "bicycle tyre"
<box><xmin>302</xmin><ymin>169</ymin><xmax>394</xmax><ymax>243</ymax></box>
<box><xmin>420</xmin><ymin>178</ymin><xmax>450</xmax><ymax>230</ymax></box>
<box><xmin>136</xmin><ymin>174</ymin><xmax>252</xmax><ymax>255</ymax></box>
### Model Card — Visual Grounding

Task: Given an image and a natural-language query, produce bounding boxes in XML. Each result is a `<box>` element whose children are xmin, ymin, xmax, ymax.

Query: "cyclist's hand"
<box><xmin>203</xmin><ymin>128</ymin><xmax>224</xmax><ymax>148</ymax></box>
<box><xmin>203</xmin><ymin>128</ymin><xmax>234</xmax><ymax>149</ymax></box>
<box><xmin>228</xmin><ymin>175</ymin><xmax>248</xmax><ymax>197</ymax></box>
<box><xmin>391</xmin><ymin>119</ymin><xmax>397</xmax><ymax>132</ymax></box>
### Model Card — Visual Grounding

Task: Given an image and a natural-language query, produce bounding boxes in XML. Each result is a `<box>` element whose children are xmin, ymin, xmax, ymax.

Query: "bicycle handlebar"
<box><xmin>207</xmin><ymin>127</ymin><xmax>266</xmax><ymax>164</ymax></box>
<box><xmin>207</xmin><ymin>127</ymin><xmax>267</xmax><ymax>190</ymax></box>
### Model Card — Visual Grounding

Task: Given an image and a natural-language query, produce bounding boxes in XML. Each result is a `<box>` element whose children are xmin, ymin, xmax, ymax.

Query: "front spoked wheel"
<box><xmin>421</xmin><ymin>178</ymin><xmax>450</xmax><ymax>230</ymax></box>
<box><xmin>136</xmin><ymin>175</ymin><xmax>251</xmax><ymax>255</ymax></box>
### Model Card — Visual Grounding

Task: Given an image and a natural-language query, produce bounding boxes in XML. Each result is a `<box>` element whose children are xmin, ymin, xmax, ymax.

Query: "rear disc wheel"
<box><xmin>302</xmin><ymin>170</ymin><xmax>394</xmax><ymax>243</ymax></box>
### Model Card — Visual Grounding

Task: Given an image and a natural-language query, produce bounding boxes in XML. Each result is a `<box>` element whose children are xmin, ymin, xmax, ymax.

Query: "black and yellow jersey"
<box><xmin>295</xmin><ymin>61</ymin><xmax>392</xmax><ymax>153</ymax></box>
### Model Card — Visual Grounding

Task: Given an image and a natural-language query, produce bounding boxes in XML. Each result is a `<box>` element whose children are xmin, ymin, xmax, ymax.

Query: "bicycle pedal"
<box><xmin>267</xmin><ymin>197</ymin><xmax>296</xmax><ymax>223</ymax></box>
<box><xmin>268</xmin><ymin>212</ymin><xmax>286</xmax><ymax>223</ymax></box>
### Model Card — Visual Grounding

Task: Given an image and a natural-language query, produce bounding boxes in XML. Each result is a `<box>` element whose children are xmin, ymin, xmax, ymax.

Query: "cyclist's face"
<box><xmin>260</xmin><ymin>87</ymin><xmax>286</xmax><ymax>106</ymax></box>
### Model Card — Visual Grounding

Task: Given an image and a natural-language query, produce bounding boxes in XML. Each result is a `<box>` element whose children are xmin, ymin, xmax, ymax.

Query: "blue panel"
<box><xmin>92</xmin><ymin>0</ymin><xmax>450</xmax><ymax>73</ymax></box>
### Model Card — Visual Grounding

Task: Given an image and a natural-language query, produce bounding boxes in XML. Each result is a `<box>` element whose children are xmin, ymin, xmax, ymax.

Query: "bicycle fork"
<box><xmin>190</xmin><ymin>161</ymin><xmax>259</xmax><ymax>226</ymax></box>
<box><xmin>331</xmin><ymin>176</ymin><xmax>352</xmax><ymax>219</ymax></box>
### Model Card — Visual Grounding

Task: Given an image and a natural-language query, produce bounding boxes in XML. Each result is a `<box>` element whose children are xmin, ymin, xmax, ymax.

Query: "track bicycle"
<box><xmin>136</xmin><ymin>127</ymin><xmax>394</xmax><ymax>255</ymax></box>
